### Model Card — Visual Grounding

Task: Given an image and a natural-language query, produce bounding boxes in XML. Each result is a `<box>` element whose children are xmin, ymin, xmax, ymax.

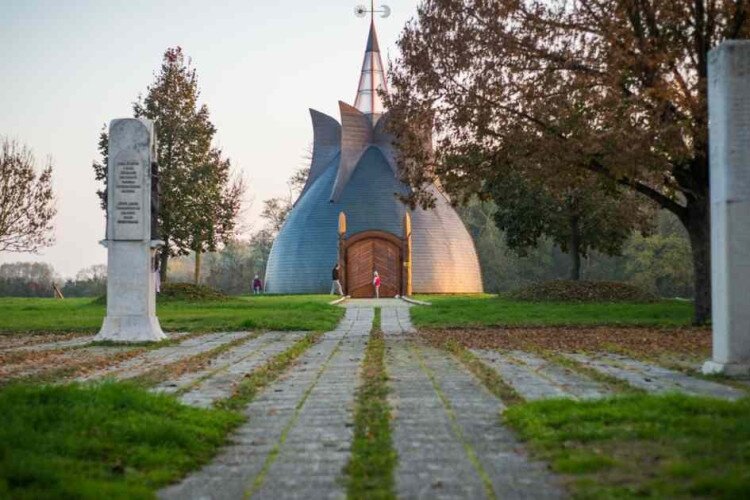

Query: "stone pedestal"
<box><xmin>702</xmin><ymin>41</ymin><xmax>750</xmax><ymax>377</ymax></box>
<box><xmin>98</xmin><ymin>241</ymin><xmax>165</xmax><ymax>342</ymax></box>
<box><xmin>95</xmin><ymin>118</ymin><xmax>165</xmax><ymax>343</ymax></box>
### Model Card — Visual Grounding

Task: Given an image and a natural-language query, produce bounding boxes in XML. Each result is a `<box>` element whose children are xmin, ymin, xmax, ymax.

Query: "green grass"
<box><xmin>412</xmin><ymin>294</ymin><xmax>694</xmax><ymax>328</ymax></box>
<box><xmin>504</xmin><ymin>394</ymin><xmax>750</xmax><ymax>498</ymax></box>
<box><xmin>0</xmin><ymin>381</ymin><xmax>242</xmax><ymax>499</ymax></box>
<box><xmin>0</xmin><ymin>295</ymin><xmax>344</xmax><ymax>334</ymax></box>
<box><xmin>345</xmin><ymin>308</ymin><xmax>397</xmax><ymax>499</ymax></box>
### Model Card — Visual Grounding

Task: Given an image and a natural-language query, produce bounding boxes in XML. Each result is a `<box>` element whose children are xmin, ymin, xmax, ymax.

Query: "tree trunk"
<box><xmin>159</xmin><ymin>248</ymin><xmax>169</xmax><ymax>283</ymax></box>
<box><xmin>569</xmin><ymin>215</ymin><xmax>581</xmax><ymax>281</ymax></box>
<box><xmin>194</xmin><ymin>250</ymin><xmax>202</xmax><ymax>285</ymax></box>
<box><xmin>685</xmin><ymin>196</ymin><xmax>711</xmax><ymax>325</ymax></box>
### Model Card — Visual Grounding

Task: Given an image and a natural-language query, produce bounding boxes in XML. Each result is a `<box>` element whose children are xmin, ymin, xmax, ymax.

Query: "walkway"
<box><xmin>151</xmin><ymin>299</ymin><xmax>745</xmax><ymax>499</ymax></box>
<box><xmin>381</xmin><ymin>305</ymin><xmax>563</xmax><ymax>499</ymax></box>
<box><xmin>159</xmin><ymin>307</ymin><xmax>372</xmax><ymax>500</ymax></box>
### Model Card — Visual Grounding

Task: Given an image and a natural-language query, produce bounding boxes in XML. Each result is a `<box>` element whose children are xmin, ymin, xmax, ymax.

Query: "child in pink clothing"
<box><xmin>373</xmin><ymin>271</ymin><xmax>381</xmax><ymax>299</ymax></box>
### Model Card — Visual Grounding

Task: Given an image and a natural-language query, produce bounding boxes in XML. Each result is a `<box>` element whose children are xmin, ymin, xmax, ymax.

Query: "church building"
<box><xmin>264</xmin><ymin>14</ymin><xmax>482</xmax><ymax>297</ymax></box>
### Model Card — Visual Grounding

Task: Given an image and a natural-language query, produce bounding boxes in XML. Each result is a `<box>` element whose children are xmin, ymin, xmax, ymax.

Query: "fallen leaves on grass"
<box><xmin>419</xmin><ymin>326</ymin><xmax>710</xmax><ymax>358</ymax></box>
<box><xmin>510</xmin><ymin>280</ymin><xmax>657</xmax><ymax>302</ymax></box>
<box><xmin>0</xmin><ymin>332</ymin><xmax>89</xmax><ymax>350</ymax></box>
<box><xmin>0</xmin><ymin>347</ymin><xmax>144</xmax><ymax>383</ymax></box>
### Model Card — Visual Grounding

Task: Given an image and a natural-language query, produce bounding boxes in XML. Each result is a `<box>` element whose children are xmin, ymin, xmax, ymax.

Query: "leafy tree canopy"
<box><xmin>387</xmin><ymin>0</ymin><xmax>750</xmax><ymax>323</ymax></box>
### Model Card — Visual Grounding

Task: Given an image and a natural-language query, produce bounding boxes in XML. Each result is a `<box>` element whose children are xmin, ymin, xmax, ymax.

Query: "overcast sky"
<box><xmin>0</xmin><ymin>0</ymin><xmax>416</xmax><ymax>278</ymax></box>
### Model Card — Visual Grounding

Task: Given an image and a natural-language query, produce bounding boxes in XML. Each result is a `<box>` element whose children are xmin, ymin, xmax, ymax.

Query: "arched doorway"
<box><xmin>345</xmin><ymin>231</ymin><xmax>402</xmax><ymax>298</ymax></box>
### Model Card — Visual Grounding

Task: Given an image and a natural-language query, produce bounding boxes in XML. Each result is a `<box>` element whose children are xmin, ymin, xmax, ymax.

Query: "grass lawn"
<box><xmin>505</xmin><ymin>394</ymin><xmax>750</xmax><ymax>498</ymax></box>
<box><xmin>412</xmin><ymin>294</ymin><xmax>694</xmax><ymax>328</ymax></box>
<box><xmin>0</xmin><ymin>295</ymin><xmax>344</xmax><ymax>334</ymax></box>
<box><xmin>0</xmin><ymin>381</ymin><xmax>242</xmax><ymax>499</ymax></box>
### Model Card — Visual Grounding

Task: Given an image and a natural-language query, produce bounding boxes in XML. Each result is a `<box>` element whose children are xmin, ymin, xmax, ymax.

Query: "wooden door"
<box><xmin>345</xmin><ymin>233</ymin><xmax>401</xmax><ymax>298</ymax></box>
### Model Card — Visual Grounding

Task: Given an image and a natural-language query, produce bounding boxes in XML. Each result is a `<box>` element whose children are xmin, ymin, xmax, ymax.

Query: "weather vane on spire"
<box><xmin>354</xmin><ymin>2</ymin><xmax>391</xmax><ymax>20</ymax></box>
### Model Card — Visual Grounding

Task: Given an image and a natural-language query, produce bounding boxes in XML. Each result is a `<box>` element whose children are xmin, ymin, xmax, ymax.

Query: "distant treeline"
<box><xmin>460</xmin><ymin>201</ymin><xmax>693</xmax><ymax>298</ymax></box>
<box><xmin>0</xmin><ymin>232</ymin><xmax>273</xmax><ymax>298</ymax></box>
<box><xmin>0</xmin><ymin>262</ymin><xmax>106</xmax><ymax>298</ymax></box>
<box><xmin>1</xmin><ymin>205</ymin><xmax>691</xmax><ymax>299</ymax></box>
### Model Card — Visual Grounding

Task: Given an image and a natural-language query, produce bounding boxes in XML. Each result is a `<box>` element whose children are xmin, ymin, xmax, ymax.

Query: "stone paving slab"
<box><xmin>567</xmin><ymin>353</ymin><xmax>745</xmax><ymax>400</ymax></box>
<box><xmin>381</xmin><ymin>305</ymin><xmax>415</xmax><ymax>335</ymax></box>
<box><xmin>342</xmin><ymin>297</ymin><xmax>410</xmax><ymax>308</ymax></box>
<box><xmin>177</xmin><ymin>332</ymin><xmax>307</xmax><ymax>408</ymax></box>
<box><xmin>78</xmin><ymin>332</ymin><xmax>251</xmax><ymax>382</ymax></box>
<box><xmin>150</xmin><ymin>332</ymin><xmax>302</xmax><ymax>394</ymax></box>
<box><xmin>473</xmin><ymin>350</ymin><xmax>610</xmax><ymax>401</ymax></box>
<box><xmin>159</xmin><ymin>307</ymin><xmax>373</xmax><ymax>500</ymax></box>
<box><xmin>388</xmin><ymin>339</ymin><xmax>563</xmax><ymax>499</ymax></box>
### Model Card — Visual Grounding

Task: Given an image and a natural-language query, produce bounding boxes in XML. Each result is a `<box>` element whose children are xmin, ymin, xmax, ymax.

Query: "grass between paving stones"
<box><xmin>504</xmin><ymin>394</ymin><xmax>750</xmax><ymax>498</ymax></box>
<box><xmin>130</xmin><ymin>332</ymin><xmax>262</xmax><ymax>388</ymax></box>
<box><xmin>410</xmin><ymin>341</ymin><xmax>498</xmax><ymax>499</ymax></box>
<box><xmin>412</xmin><ymin>294</ymin><xmax>694</xmax><ymax>328</ymax></box>
<box><xmin>218</xmin><ymin>330</ymin><xmax>324</xmax><ymax>411</ymax></box>
<box><xmin>0</xmin><ymin>329</ymin><xmax>328</xmax><ymax>498</ymax></box>
<box><xmin>0</xmin><ymin>295</ymin><xmax>343</xmax><ymax>334</ymax></box>
<box><xmin>345</xmin><ymin>308</ymin><xmax>397</xmax><ymax>499</ymax></box>
<box><xmin>543</xmin><ymin>353</ymin><xmax>644</xmax><ymax>395</ymax></box>
<box><xmin>245</xmin><ymin>330</ymin><xmax>346</xmax><ymax>497</ymax></box>
<box><xmin>0</xmin><ymin>381</ymin><xmax>242</xmax><ymax>499</ymax></box>
<box><xmin>439</xmin><ymin>339</ymin><xmax>524</xmax><ymax>407</ymax></box>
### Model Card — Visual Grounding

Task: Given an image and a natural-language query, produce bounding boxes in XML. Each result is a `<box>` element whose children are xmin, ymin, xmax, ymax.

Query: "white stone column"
<box><xmin>96</xmin><ymin>118</ymin><xmax>165</xmax><ymax>342</ymax></box>
<box><xmin>702</xmin><ymin>41</ymin><xmax>750</xmax><ymax>377</ymax></box>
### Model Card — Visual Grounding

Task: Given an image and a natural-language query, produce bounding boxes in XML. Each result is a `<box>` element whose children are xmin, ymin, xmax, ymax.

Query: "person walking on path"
<box><xmin>252</xmin><ymin>275</ymin><xmax>263</xmax><ymax>294</ymax></box>
<box><xmin>331</xmin><ymin>263</ymin><xmax>344</xmax><ymax>295</ymax></box>
<box><xmin>373</xmin><ymin>270</ymin><xmax>381</xmax><ymax>299</ymax></box>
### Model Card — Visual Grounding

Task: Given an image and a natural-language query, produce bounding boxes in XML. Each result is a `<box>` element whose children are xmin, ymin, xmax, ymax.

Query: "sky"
<box><xmin>0</xmin><ymin>0</ymin><xmax>417</xmax><ymax>278</ymax></box>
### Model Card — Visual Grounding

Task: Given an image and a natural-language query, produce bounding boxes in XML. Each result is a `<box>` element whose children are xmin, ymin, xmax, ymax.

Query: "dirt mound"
<box><xmin>157</xmin><ymin>283</ymin><xmax>228</xmax><ymax>302</ymax></box>
<box><xmin>93</xmin><ymin>283</ymin><xmax>228</xmax><ymax>304</ymax></box>
<box><xmin>510</xmin><ymin>280</ymin><xmax>657</xmax><ymax>303</ymax></box>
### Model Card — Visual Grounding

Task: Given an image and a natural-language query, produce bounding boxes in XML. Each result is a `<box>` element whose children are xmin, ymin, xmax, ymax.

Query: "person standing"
<box><xmin>331</xmin><ymin>263</ymin><xmax>344</xmax><ymax>295</ymax></box>
<box><xmin>373</xmin><ymin>270</ymin><xmax>381</xmax><ymax>299</ymax></box>
<box><xmin>153</xmin><ymin>254</ymin><xmax>161</xmax><ymax>294</ymax></box>
<box><xmin>252</xmin><ymin>275</ymin><xmax>263</xmax><ymax>294</ymax></box>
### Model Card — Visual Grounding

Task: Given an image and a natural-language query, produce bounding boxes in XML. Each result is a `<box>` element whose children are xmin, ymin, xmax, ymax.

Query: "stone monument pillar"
<box><xmin>702</xmin><ymin>41</ymin><xmax>750</xmax><ymax>376</ymax></box>
<box><xmin>96</xmin><ymin>118</ymin><xmax>166</xmax><ymax>342</ymax></box>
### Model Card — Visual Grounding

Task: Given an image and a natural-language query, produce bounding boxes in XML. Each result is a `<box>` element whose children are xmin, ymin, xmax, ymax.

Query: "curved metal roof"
<box><xmin>264</xmin><ymin>124</ymin><xmax>483</xmax><ymax>294</ymax></box>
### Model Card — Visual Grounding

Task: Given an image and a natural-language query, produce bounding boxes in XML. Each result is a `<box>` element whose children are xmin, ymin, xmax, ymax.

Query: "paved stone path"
<box><xmin>338</xmin><ymin>302</ymin><xmax>562</xmax><ymax>499</ymax></box>
<box><xmin>152</xmin><ymin>301</ymin><xmax>746</xmax><ymax>500</ymax></box>
<box><xmin>78</xmin><ymin>332</ymin><xmax>251</xmax><ymax>382</ymax></box>
<box><xmin>381</xmin><ymin>305</ymin><xmax>415</xmax><ymax>334</ymax></box>
<box><xmin>159</xmin><ymin>307</ymin><xmax>372</xmax><ymax>500</ymax></box>
<box><xmin>383</xmin><ymin>308</ymin><xmax>562</xmax><ymax>500</ymax></box>
<box><xmin>472</xmin><ymin>350</ymin><xmax>610</xmax><ymax>401</ymax></box>
<box><xmin>566</xmin><ymin>352</ymin><xmax>745</xmax><ymax>400</ymax></box>
<box><xmin>153</xmin><ymin>331</ymin><xmax>307</xmax><ymax>408</ymax></box>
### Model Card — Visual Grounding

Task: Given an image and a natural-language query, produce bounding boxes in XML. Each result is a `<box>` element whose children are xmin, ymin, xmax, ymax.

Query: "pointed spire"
<box><xmin>354</xmin><ymin>1</ymin><xmax>388</xmax><ymax>123</ymax></box>
<box><xmin>365</xmin><ymin>18</ymin><xmax>380</xmax><ymax>52</ymax></box>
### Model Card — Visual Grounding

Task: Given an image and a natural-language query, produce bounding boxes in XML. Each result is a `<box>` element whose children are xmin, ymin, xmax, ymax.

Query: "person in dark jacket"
<box><xmin>252</xmin><ymin>275</ymin><xmax>263</xmax><ymax>294</ymax></box>
<box><xmin>331</xmin><ymin>264</ymin><xmax>343</xmax><ymax>295</ymax></box>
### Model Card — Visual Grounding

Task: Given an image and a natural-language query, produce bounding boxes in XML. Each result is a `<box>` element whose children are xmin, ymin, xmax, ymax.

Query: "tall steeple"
<box><xmin>354</xmin><ymin>0</ymin><xmax>389</xmax><ymax>123</ymax></box>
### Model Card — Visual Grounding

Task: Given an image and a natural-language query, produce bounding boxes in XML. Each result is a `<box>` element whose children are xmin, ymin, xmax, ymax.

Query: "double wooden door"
<box><xmin>345</xmin><ymin>233</ymin><xmax>401</xmax><ymax>298</ymax></box>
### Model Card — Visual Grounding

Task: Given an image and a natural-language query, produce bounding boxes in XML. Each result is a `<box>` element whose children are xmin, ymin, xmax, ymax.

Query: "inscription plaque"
<box><xmin>112</xmin><ymin>149</ymin><xmax>147</xmax><ymax>240</ymax></box>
